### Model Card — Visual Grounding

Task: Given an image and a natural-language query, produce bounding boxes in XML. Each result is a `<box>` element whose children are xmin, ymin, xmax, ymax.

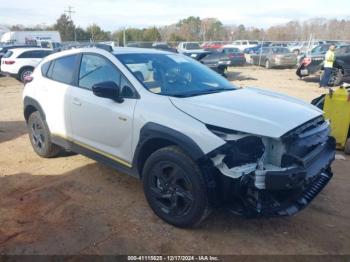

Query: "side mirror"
<box><xmin>92</xmin><ymin>81</ymin><xmax>124</xmax><ymax>103</ymax></box>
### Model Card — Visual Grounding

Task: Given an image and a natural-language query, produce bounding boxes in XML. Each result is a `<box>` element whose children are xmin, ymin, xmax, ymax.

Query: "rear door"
<box><xmin>29</xmin><ymin>50</ymin><xmax>53</xmax><ymax>66</ymax></box>
<box><xmin>36</xmin><ymin>54</ymin><xmax>80</xmax><ymax>139</ymax></box>
<box><xmin>70</xmin><ymin>53</ymin><xmax>138</xmax><ymax>165</ymax></box>
<box><xmin>17</xmin><ymin>51</ymin><xmax>37</xmax><ymax>70</ymax></box>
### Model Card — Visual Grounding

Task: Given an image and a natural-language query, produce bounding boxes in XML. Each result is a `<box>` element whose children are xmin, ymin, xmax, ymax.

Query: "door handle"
<box><xmin>73</xmin><ymin>97</ymin><xmax>82</xmax><ymax>106</ymax></box>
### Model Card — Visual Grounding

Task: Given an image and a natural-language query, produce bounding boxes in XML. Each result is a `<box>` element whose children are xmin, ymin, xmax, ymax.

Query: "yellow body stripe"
<box><xmin>52</xmin><ymin>133</ymin><xmax>132</xmax><ymax>168</ymax></box>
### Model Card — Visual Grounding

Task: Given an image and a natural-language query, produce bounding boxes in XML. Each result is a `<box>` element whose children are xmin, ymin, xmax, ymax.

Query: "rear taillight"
<box><xmin>4</xmin><ymin>60</ymin><xmax>15</xmax><ymax>65</ymax></box>
<box><xmin>303</xmin><ymin>57</ymin><xmax>312</xmax><ymax>66</ymax></box>
<box><xmin>23</xmin><ymin>75</ymin><xmax>33</xmax><ymax>85</ymax></box>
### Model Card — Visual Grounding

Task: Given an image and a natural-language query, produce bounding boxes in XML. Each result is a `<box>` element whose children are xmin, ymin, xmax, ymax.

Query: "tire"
<box><xmin>320</xmin><ymin>68</ymin><xmax>343</xmax><ymax>87</ymax></box>
<box><xmin>19</xmin><ymin>67</ymin><xmax>33</xmax><ymax>83</ymax></box>
<box><xmin>217</xmin><ymin>66</ymin><xmax>226</xmax><ymax>75</ymax></box>
<box><xmin>330</xmin><ymin>68</ymin><xmax>343</xmax><ymax>86</ymax></box>
<box><xmin>27</xmin><ymin>111</ymin><xmax>61</xmax><ymax>158</ymax></box>
<box><xmin>293</xmin><ymin>49</ymin><xmax>300</xmax><ymax>55</ymax></box>
<box><xmin>142</xmin><ymin>146</ymin><xmax>211</xmax><ymax>228</ymax></box>
<box><xmin>345</xmin><ymin>138</ymin><xmax>350</xmax><ymax>155</ymax></box>
<box><xmin>265</xmin><ymin>59</ymin><xmax>271</xmax><ymax>69</ymax></box>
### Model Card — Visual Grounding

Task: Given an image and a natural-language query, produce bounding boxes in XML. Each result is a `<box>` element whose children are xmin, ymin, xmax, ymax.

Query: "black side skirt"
<box><xmin>51</xmin><ymin>135</ymin><xmax>139</xmax><ymax>179</ymax></box>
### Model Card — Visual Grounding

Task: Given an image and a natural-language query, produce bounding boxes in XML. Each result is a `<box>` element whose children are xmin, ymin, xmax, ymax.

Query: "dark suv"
<box><xmin>297</xmin><ymin>45</ymin><xmax>350</xmax><ymax>86</ymax></box>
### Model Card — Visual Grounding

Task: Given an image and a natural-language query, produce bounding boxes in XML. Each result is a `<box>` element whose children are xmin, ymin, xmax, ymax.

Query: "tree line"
<box><xmin>9</xmin><ymin>14</ymin><xmax>350</xmax><ymax>44</ymax></box>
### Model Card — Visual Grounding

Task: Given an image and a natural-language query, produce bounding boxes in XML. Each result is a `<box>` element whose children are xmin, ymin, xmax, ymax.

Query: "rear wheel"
<box><xmin>320</xmin><ymin>68</ymin><xmax>343</xmax><ymax>86</ymax></box>
<box><xmin>19</xmin><ymin>67</ymin><xmax>33</xmax><ymax>83</ymax></box>
<box><xmin>27</xmin><ymin>111</ymin><xmax>61</xmax><ymax>158</ymax></box>
<box><xmin>329</xmin><ymin>68</ymin><xmax>343</xmax><ymax>86</ymax></box>
<box><xmin>142</xmin><ymin>146</ymin><xmax>211</xmax><ymax>228</ymax></box>
<box><xmin>217</xmin><ymin>66</ymin><xmax>226</xmax><ymax>75</ymax></box>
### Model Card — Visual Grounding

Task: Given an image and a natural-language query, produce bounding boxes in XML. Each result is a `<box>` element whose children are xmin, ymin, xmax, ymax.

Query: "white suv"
<box><xmin>23</xmin><ymin>47</ymin><xmax>335</xmax><ymax>227</ymax></box>
<box><xmin>177</xmin><ymin>42</ymin><xmax>204</xmax><ymax>53</ymax></box>
<box><xmin>1</xmin><ymin>48</ymin><xmax>52</xmax><ymax>82</ymax></box>
<box><xmin>224</xmin><ymin>40</ymin><xmax>259</xmax><ymax>52</ymax></box>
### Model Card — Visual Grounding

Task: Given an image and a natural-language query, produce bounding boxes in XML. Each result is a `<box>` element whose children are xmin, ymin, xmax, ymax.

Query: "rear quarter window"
<box><xmin>41</xmin><ymin>61</ymin><xmax>51</xmax><ymax>76</ymax></box>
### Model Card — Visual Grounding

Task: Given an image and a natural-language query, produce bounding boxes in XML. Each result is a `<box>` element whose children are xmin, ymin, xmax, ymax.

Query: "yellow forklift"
<box><xmin>312</xmin><ymin>83</ymin><xmax>350</xmax><ymax>154</ymax></box>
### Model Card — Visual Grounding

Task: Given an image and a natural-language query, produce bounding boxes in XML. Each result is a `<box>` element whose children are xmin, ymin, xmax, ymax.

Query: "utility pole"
<box><xmin>65</xmin><ymin>5</ymin><xmax>77</xmax><ymax>42</ymax></box>
<box><xmin>123</xmin><ymin>27</ymin><xmax>126</xmax><ymax>47</ymax></box>
<box><xmin>65</xmin><ymin>6</ymin><xmax>75</xmax><ymax>20</ymax></box>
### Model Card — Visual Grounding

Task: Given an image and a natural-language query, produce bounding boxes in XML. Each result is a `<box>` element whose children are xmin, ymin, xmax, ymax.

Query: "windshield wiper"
<box><xmin>171</xmin><ymin>88</ymin><xmax>234</xmax><ymax>97</ymax></box>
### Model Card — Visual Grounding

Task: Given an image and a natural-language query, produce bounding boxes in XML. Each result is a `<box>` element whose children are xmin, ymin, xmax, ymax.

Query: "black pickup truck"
<box><xmin>296</xmin><ymin>45</ymin><xmax>350</xmax><ymax>86</ymax></box>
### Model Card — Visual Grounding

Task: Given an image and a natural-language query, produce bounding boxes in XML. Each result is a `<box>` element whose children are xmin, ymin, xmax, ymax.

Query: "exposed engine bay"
<box><xmin>206</xmin><ymin>116</ymin><xmax>335</xmax><ymax>217</ymax></box>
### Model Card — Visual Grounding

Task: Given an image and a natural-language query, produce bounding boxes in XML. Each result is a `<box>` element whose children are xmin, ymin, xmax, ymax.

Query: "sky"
<box><xmin>1</xmin><ymin>0</ymin><xmax>350</xmax><ymax>31</ymax></box>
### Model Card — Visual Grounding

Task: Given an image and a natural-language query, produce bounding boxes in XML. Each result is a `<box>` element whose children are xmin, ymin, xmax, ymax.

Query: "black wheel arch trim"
<box><xmin>132</xmin><ymin>122</ymin><xmax>205</xmax><ymax>174</ymax></box>
<box><xmin>23</xmin><ymin>96</ymin><xmax>46</xmax><ymax>122</ymax></box>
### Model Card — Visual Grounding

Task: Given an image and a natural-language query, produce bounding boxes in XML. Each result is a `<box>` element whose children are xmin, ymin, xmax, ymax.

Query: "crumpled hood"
<box><xmin>170</xmin><ymin>87</ymin><xmax>323</xmax><ymax>138</ymax></box>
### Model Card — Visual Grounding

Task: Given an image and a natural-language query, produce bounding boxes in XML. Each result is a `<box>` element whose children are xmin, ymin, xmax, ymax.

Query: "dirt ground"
<box><xmin>0</xmin><ymin>66</ymin><xmax>349</xmax><ymax>255</ymax></box>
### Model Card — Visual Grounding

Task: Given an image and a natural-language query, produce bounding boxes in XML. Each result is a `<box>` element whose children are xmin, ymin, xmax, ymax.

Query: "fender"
<box><xmin>132</xmin><ymin>122</ymin><xmax>205</xmax><ymax>174</ymax></box>
<box><xmin>23</xmin><ymin>96</ymin><xmax>46</xmax><ymax>121</ymax></box>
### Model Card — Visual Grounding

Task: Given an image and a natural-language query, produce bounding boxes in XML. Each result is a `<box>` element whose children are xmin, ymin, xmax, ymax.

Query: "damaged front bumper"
<box><xmin>206</xmin><ymin>118</ymin><xmax>336</xmax><ymax>218</ymax></box>
<box><xmin>264</xmin><ymin>136</ymin><xmax>335</xmax><ymax>191</ymax></box>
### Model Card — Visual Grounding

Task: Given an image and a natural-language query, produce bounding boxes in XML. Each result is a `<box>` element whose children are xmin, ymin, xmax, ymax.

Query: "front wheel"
<box><xmin>27</xmin><ymin>111</ymin><xmax>61</xmax><ymax>158</ymax></box>
<box><xmin>142</xmin><ymin>146</ymin><xmax>211</xmax><ymax>228</ymax></box>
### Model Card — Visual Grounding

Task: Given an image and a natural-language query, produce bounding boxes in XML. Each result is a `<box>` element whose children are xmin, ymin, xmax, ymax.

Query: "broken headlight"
<box><xmin>207</xmin><ymin>125</ymin><xmax>265</xmax><ymax>175</ymax></box>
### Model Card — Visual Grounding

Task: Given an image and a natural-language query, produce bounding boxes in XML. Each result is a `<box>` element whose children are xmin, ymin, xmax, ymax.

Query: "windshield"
<box><xmin>116</xmin><ymin>53</ymin><xmax>236</xmax><ymax>97</ymax></box>
<box><xmin>185</xmin><ymin>43</ymin><xmax>200</xmax><ymax>50</ymax></box>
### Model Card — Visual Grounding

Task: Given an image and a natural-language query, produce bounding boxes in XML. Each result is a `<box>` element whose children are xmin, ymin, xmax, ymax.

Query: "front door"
<box><xmin>70</xmin><ymin>53</ymin><xmax>137</xmax><ymax>166</ymax></box>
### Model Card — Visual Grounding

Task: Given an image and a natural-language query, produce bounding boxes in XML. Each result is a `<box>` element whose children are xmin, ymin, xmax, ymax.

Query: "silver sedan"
<box><xmin>251</xmin><ymin>47</ymin><xmax>297</xmax><ymax>69</ymax></box>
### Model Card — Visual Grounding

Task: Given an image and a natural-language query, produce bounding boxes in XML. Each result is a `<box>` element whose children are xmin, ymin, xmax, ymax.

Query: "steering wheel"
<box><xmin>165</xmin><ymin>67</ymin><xmax>192</xmax><ymax>86</ymax></box>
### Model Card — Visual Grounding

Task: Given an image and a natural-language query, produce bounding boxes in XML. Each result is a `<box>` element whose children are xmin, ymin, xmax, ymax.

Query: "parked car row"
<box><xmin>2</xmin><ymin>39</ymin><xmax>349</xmax><ymax>83</ymax></box>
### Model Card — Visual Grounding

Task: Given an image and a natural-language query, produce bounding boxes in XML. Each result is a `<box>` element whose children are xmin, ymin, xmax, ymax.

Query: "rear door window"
<box><xmin>30</xmin><ymin>50</ymin><xmax>52</xmax><ymax>58</ymax></box>
<box><xmin>48</xmin><ymin>55</ymin><xmax>79</xmax><ymax>84</ymax></box>
<box><xmin>17</xmin><ymin>51</ymin><xmax>34</xmax><ymax>58</ymax></box>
